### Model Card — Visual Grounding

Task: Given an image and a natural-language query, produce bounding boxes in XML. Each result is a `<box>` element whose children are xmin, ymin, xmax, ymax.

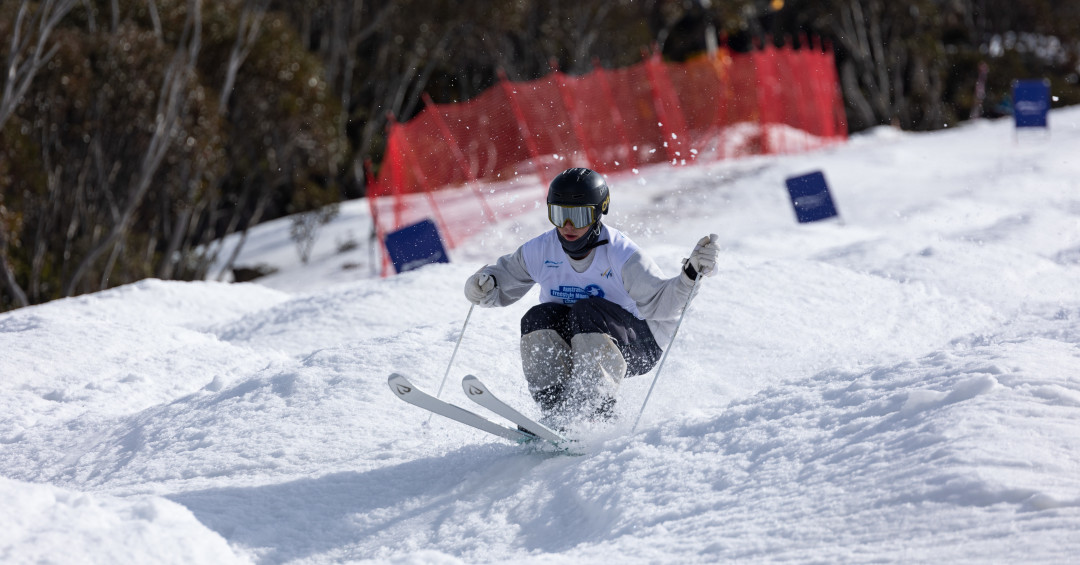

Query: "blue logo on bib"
<box><xmin>550</xmin><ymin>284</ymin><xmax>605</xmax><ymax>304</ymax></box>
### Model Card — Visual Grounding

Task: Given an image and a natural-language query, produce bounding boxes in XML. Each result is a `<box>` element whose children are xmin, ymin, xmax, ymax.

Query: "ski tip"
<box><xmin>388</xmin><ymin>373</ymin><xmax>413</xmax><ymax>396</ymax></box>
<box><xmin>462</xmin><ymin>375</ymin><xmax>487</xmax><ymax>397</ymax></box>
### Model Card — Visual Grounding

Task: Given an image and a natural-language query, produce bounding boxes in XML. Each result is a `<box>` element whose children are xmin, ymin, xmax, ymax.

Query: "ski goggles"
<box><xmin>548</xmin><ymin>204</ymin><xmax>596</xmax><ymax>229</ymax></box>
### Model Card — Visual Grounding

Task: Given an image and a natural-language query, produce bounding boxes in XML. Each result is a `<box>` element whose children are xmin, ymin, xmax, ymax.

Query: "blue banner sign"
<box><xmin>785</xmin><ymin>171</ymin><xmax>839</xmax><ymax>223</ymax></box>
<box><xmin>384</xmin><ymin>219</ymin><xmax>449</xmax><ymax>273</ymax></box>
<box><xmin>1012</xmin><ymin>79</ymin><xmax>1050</xmax><ymax>129</ymax></box>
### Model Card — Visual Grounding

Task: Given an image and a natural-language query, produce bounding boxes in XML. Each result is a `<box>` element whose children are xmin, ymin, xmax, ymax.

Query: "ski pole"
<box><xmin>426</xmin><ymin>303</ymin><xmax>475</xmax><ymax>425</ymax></box>
<box><xmin>632</xmin><ymin>235</ymin><xmax>715</xmax><ymax>433</ymax></box>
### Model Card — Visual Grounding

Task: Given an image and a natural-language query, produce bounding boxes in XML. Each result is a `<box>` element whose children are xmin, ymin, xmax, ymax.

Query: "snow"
<box><xmin>3</xmin><ymin>110</ymin><xmax>1080</xmax><ymax>564</ymax></box>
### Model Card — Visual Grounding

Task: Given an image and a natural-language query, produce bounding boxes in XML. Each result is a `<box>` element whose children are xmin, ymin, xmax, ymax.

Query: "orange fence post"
<box><xmin>374</xmin><ymin>115</ymin><xmax>409</xmax><ymax>276</ymax></box>
<box><xmin>381</xmin><ymin>116</ymin><xmax>408</xmax><ymax>229</ymax></box>
<box><xmin>364</xmin><ymin>159</ymin><xmax>393</xmax><ymax>278</ymax></box>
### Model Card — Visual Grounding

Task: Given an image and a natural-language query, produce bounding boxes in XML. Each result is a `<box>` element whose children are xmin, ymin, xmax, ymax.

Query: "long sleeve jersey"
<box><xmin>477</xmin><ymin>224</ymin><xmax>697</xmax><ymax>346</ymax></box>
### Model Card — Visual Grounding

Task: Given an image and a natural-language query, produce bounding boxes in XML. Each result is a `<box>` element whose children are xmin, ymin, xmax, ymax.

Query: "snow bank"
<box><xmin>2</xmin><ymin>109</ymin><xmax>1080</xmax><ymax>563</ymax></box>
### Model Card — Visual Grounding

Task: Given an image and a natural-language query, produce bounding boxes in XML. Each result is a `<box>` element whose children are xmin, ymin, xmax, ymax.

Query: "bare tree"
<box><xmin>0</xmin><ymin>219</ymin><xmax>29</xmax><ymax>308</ymax></box>
<box><xmin>64</xmin><ymin>0</ymin><xmax>204</xmax><ymax>296</ymax></box>
<box><xmin>219</xmin><ymin>0</ymin><xmax>269</xmax><ymax>115</ymax></box>
<box><xmin>831</xmin><ymin>0</ymin><xmax>897</xmax><ymax>126</ymax></box>
<box><xmin>192</xmin><ymin>0</ymin><xmax>270</xmax><ymax>281</ymax></box>
<box><xmin>0</xmin><ymin>0</ymin><xmax>78</xmax><ymax>308</ymax></box>
<box><xmin>0</xmin><ymin>0</ymin><xmax>78</xmax><ymax>127</ymax></box>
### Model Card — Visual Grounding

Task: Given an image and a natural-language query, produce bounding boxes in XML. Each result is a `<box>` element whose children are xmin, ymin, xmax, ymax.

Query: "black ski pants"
<box><xmin>520</xmin><ymin>296</ymin><xmax>662</xmax><ymax>377</ymax></box>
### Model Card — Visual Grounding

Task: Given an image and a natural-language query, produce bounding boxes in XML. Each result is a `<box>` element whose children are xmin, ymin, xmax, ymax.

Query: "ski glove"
<box><xmin>683</xmin><ymin>234</ymin><xmax>719</xmax><ymax>282</ymax></box>
<box><xmin>464</xmin><ymin>272</ymin><xmax>499</xmax><ymax>307</ymax></box>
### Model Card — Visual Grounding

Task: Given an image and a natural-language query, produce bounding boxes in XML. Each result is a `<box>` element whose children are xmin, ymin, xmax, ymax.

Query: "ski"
<box><xmin>461</xmin><ymin>375</ymin><xmax>568</xmax><ymax>444</ymax></box>
<box><xmin>388</xmin><ymin>373</ymin><xmax>533</xmax><ymax>443</ymax></box>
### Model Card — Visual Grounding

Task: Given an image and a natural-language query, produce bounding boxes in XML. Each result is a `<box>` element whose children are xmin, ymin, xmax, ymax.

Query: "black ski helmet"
<box><xmin>546</xmin><ymin>168</ymin><xmax>610</xmax><ymax>257</ymax></box>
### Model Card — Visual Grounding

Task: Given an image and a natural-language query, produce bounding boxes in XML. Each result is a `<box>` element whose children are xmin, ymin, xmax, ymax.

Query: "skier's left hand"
<box><xmin>683</xmin><ymin>234</ymin><xmax>719</xmax><ymax>281</ymax></box>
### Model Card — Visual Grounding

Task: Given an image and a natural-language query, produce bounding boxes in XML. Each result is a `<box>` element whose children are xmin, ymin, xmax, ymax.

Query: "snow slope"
<box><xmin>2</xmin><ymin>110</ymin><xmax>1080</xmax><ymax>564</ymax></box>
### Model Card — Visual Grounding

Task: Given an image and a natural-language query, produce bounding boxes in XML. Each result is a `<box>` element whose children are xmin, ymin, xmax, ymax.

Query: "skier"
<box><xmin>463</xmin><ymin>167</ymin><xmax>718</xmax><ymax>423</ymax></box>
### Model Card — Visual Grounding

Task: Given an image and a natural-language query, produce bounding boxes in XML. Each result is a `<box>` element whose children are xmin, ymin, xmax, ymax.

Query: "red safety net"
<box><xmin>368</xmin><ymin>43</ymin><xmax>846</xmax><ymax>275</ymax></box>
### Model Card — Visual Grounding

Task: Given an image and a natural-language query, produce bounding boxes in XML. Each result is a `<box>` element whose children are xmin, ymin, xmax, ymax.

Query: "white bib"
<box><xmin>521</xmin><ymin>225</ymin><xmax>643</xmax><ymax>319</ymax></box>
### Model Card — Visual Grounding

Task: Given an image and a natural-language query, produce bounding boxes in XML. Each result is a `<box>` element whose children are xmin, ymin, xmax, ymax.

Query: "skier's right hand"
<box><xmin>464</xmin><ymin>271</ymin><xmax>498</xmax><ymax>307</ymax></box>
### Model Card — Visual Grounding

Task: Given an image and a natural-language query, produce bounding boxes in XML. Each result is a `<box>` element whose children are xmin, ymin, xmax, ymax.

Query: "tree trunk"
<box><xmin>0</xmin><ymin>0</ymin><xmax>78</xmax><ymax>129</ymax></box>
<box><xmin>219</xmin><ymin>0</ymin><xmax>268</xmax><ymax>115</ymax></box>
<box><xmin>0</xmin><ymin>227</ymin><xmax>30</xmax><ymax>308</ymax></box>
